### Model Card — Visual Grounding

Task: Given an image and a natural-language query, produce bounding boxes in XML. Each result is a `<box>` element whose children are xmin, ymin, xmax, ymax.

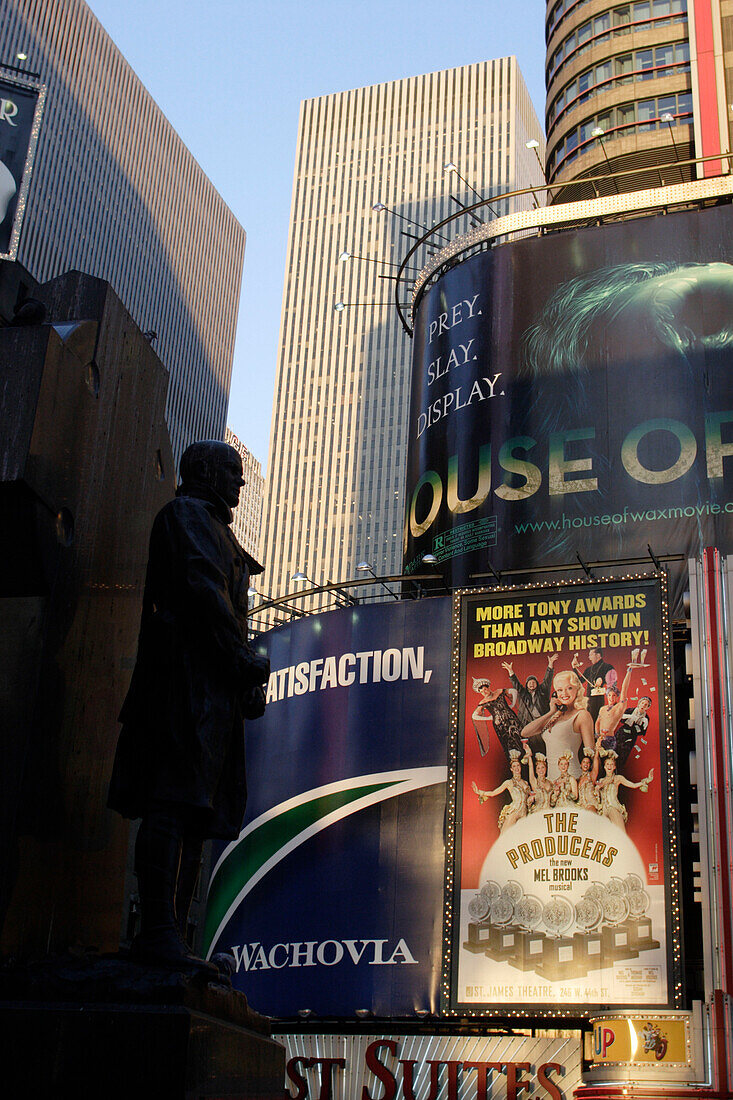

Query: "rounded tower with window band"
<box><xmin>545</xmin><ymin>0</ymin><xmax>694</xmax><ymax>200</ymax></box>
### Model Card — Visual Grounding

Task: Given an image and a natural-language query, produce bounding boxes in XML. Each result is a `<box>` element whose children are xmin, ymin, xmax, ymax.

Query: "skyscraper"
<box><xmin>0</xmin><ymin>0</ymin><xmax>246</xmax><ymax>461</ymax></box>
<box><xmin>225</xmin><ymin>427</ymin><xmax>264</xmax><ymax>562</ymax></box>
<box><xmin>261</xmin><ymin>59</ymin><xmax>544</xmax><ymax>603</ymax></box>
<box><xmin>545</xmin><ymin>0</ymin><xmax>731</xmax><ymax>200</ymax></box>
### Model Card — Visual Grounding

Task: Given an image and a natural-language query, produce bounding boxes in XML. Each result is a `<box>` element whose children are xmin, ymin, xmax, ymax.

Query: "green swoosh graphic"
<box><xmin>204</xmin><ymin>780</ymin><xmax>400</xmax><ymax>953</ymax></box>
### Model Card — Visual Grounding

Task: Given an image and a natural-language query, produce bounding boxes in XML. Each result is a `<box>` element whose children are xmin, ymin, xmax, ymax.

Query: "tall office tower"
<box><xmin>545</xmin><ymin>0</ymin><xmax>733</xmax><ymax>200</ymax></box>
<box><xmin>0</xmin><ymin>0</ymin><xmax>246</xmax><ymax>461</ymax></box>
<box><xmin>225</xmin><ymin>427</ymin><xmax>264</xmax><ymax>561</ymax></box>
<box><xmin>261</xmin><ymin>59</ymin><xmax>544</xmax><ymax>604</ymax></box>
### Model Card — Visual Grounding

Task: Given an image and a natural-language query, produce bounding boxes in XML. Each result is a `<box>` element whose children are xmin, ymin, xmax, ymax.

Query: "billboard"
<box><xmin>444</xmin><ymin>576</ymin><xmax>680</xmax><ymax>1015</ymax></box>
<box><xmin>0</xmin><ymin>73</ymin><xmax>44</xmax><ymax>258</ymax></box>
<box><xmin>204</xmin><ymin>598</ymin><xmax>452</xmax><ymax>1017</ymax></box>
<box><xmin>281</xmin><ymin>1032</ymin><xmax>582</xmax><ymax>1100</ymax></box>
<box><xmin>404</xmin><ymin>206</ymin><xmax>733</xmax><ymax>599</ymax></box>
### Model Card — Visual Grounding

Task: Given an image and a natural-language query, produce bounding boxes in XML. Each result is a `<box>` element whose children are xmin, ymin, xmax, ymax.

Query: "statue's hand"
<box><xmin>240</xmin><ymin>647</ymin><xmax>270</xmax><ymax>686</ymax></box>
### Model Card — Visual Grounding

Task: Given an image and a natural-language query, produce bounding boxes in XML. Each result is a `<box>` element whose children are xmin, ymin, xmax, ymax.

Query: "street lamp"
<box><xmin>525</xmin><ymin>138</ymin><xmax>547</xmax><ymax>181</ymax></box>
<box><xmin>661</xmin><ymin>113</ymin><xmax>680</xmax><ymax>161</ymax></box>
<box><xmin>444</xmin><ymin>161</ymin><xmax>498</xmax><ymax>218</ymax></box>
<box><xmin>591</xmin><ymin>128</ymin><xmax>618</xmax><ymax>193</ymax></box>
<box><xmin>291</xmin><ymin>569</ymin><xmax>355</xmax><ymax>607</ymax></box>
<box><xmin>356</xmin><ymin>560</ymin><xmax>399</xmax><ymax>601</ymax></box>
<box><xmin>372</xmin><ymin>199</ymin><xmax>451</xmax><ymax>243</ymax></box>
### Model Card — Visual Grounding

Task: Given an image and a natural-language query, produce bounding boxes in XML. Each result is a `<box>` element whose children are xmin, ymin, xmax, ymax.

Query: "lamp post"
<box><xmin>591</xmin><ymin>128</ymin><xmax>618</xmax><ymax>193</ymax></box>
<box><xmin>339</xmin><ymin>250</ymin><xmax>420</xmax><ymax>280</ymax></box>
<box><xmin>444</xmin><ymin>161</ymin><xmax>498</xmax><ymax>218</ymax></box>
<box><xmin>291</xmin><ymin>570</ymin><xmax>356</xmax><ymax>607</ymax></box>
<box><xmin>661</xmin><ymin>113</ymin><xmax>679</xmax><ymax>161</ymax></box>
<box><xmin>248</xmin><ymin>585</ymin><xmax>304</xmax><ymax>619</ymax></box>
<box><xmin>356</xmin><ymin>561</ymin><xmax>399</xmax><ymax>601</ymax></box>
<box><xmin>524</xmin><ymin>139</ymin><xmax>546</xmax><ymax>207</ymax></box>
<box><xmin>372</xmin><ymin>201</ymin><xmax>452</xmax><ymax>244</ymax></box>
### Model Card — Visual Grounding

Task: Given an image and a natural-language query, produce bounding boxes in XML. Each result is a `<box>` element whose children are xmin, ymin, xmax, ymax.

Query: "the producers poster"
<box><xmin>445</xmin><ymin>576</ymin><xmax>679</xmax><ymax>1013</ymax></box>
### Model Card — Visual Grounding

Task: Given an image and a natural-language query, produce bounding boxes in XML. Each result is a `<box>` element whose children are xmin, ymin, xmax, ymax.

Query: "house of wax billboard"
<box><xmin>444</xmin><ymin>576</ymin><xmax>681</xmax><ymax>1015</ymax></box>
<box><xmin>404</xmin><ymin>206</ymin><xmax>733</xmax><ymax>596</ymax></box>
<box><xmin>204</xmin><ymin>598</ymin><xmax>452</xmax><ymax>1017</ymax></box>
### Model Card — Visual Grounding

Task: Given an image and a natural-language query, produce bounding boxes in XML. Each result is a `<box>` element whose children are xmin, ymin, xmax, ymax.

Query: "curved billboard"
<box><xmin>404</xmin><ymin>205</ymin><xmax>733</xmax><ymax>599</ymax></box>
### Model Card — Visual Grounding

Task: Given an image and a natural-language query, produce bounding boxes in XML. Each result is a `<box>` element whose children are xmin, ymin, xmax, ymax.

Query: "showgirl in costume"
<box><xmin>471</xmin><ymin>677</ymin><xmax>524</xmax><ymax>762</ymax></box>
<box><xmin>577</xmin><ymin>746</ymin><xmax>601</xmax><ymax>812</ymax></box>
<box><xmin>616</xmin><ymin>696</ymin><xmax>652</xmax><ymax>767</ymax></box>
<box><xmin>524</xmin><ymin>747</ymin><xmax>554</xmax><ymax>813</ymax></box>
<box><xmin>472</xmin><ymin>750</ymin><xmax>531</xmax><ymax>833</ymax></box>
<box><xmin>521</xmin><ymin>670</ymin><xmax>595</xmax><ymax>780</ymax></box>
<box><xmin>597</xmin><ymin>747</ymin><xmax>654</xmax><ymax>831</ymax></box>
<box><xmin>596</xmin><ymin>663</ymin><xmax>635</xmax><ymax>752</ymax></box>
<box><xmin>551</xmin><ymin>750</ymin><xmax>578</xmax><ymax>807</ymax></box>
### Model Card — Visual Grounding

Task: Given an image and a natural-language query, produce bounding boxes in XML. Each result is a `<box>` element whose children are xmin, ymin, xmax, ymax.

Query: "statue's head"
<box><xmin>179</xmin><ymin>440</ymin><xmax>244</xmax><ymax>508</ymax></box>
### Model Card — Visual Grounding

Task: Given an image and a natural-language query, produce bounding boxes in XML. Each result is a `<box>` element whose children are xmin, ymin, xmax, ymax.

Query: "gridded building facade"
<box><xmin>225</xmin><ymin>427</ymin><xmax>264</xmax><ymax>562</ymax></box>
<box><xmin>545</xmin><ymin>0</ymin><xmax>733</xmax><ymax>199</ymax></box>
<box><xmin>261</xmin><ymin>59</ymin><xmax>544</xmax><ymax>604</ymax></box>
<box><xmin>0</xmin><ymin>0</ymin><xmax>246</xmax><ymax>461</ymax></box>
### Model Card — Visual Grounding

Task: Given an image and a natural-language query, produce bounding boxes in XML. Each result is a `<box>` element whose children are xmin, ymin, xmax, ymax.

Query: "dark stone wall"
<box><xmin>0</xmin><ymin>263</ymin><xmax>174</xmax><ymax>957</ymax></box>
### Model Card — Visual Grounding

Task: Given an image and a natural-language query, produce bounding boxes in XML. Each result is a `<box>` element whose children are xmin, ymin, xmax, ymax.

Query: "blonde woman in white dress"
<box><xmin>521</xmin><ymin>670</ymin><xmax>595</xmax><ymax>780</ymax></box>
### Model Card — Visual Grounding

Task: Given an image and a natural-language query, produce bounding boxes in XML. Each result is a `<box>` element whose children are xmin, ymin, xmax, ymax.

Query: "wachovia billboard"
<box><xmin>204</xmin><ymin>598</ymin><xmax>452</xmax><ymax>1017</ymax></box>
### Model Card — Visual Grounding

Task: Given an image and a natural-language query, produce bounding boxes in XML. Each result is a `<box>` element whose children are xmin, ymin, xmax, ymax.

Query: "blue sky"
<box><xmin>86</xmin><ymin>0</ymin><xmax>547</xmax><ymax>470</ymax></box>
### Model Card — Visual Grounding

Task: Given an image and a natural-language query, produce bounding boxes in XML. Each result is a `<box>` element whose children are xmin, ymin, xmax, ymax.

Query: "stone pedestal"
<box><xmin>0</xmin><ymin>953</ymin><xmax>285</xmax><ymax>1099</ymax></box>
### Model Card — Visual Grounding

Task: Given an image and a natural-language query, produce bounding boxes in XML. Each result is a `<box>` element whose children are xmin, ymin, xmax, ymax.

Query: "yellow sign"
<box><xmin>591</xmin><ymin>1016</ymin><xmax>689</xmax><ymax>1065</ymax></box>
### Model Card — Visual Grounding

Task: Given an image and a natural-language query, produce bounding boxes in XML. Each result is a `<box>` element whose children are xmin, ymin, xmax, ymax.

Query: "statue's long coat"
<box><xmin>108</xmin><ymin>488</ymin><xmax>262</xmax><ymax>839</ymax></box>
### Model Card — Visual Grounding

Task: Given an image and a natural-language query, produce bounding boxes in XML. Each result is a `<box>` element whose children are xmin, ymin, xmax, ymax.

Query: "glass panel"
<box><xmin>594</xmin><ymin>11</ymin><xmax>611</xmax><ymax>33</ymax></box>
<box><xmin>655</xmin><ymin>46</ymin><xmax>674</xmax><ymax>76</ymax></box>
<box><xmin>579</xmin><ymin>120</ymin><xmax>597</xmax><ymax>143</ymax></box>
<box><xmin>597</xmin><ymin>110</ymin><xmax>613</xmax><ymax>131</ymax></box>
<box><xmin>578</xmin><ymin>20</ymin><xmax>591</xmax><ymax>42</ymax></box>
<box><xmin>677</xmin><ymin>91</ymin><xmax>692</xmax><ymax>115</ymax></box>
<box><xmin>676</xmin><ymin>41</ymin><xmax>690</xmax><ymax>63</ymax></box>
<box><xmin>615</xmin><ymin>53</ymin><xmax>633</xmax><ymax>83</ymax></box>
<box><xmin>614</xmin><ymin>6</ymin><xmax>631</xmax><ymax>32</ymax></box>
<box><xmin>633</xmin><ymin>0</ymin><xmax>651</xmax><ymax>21</ymax></box>
<box><xmin>566</xmin><ymin>128</ymin><xmax>578</xmax><ymax>151</ymax></box>
<box><xmin>596</xmin><ymin>60</ymin><xmax>613</xmax><ymax>84</ymax></box>
<box><xmin>617</xmin><ymin>102</ymin><xmax>636</xmax><ymax>127</ymax></box>
<box><xmin>638</xmin><ymin>98</ymin><xmax>657</xmax><ymax>129</ymax></box>
<box><xmin>653</xmin><ymin>0</ymin><xmax>672</xmax><ymax>23</ymax></box>
<box><xmin>638</xmin><ymin>49</ymin><xmax>654</xmax><ymax>78</ymax></box>
<box><xmin>578</xmin><ymin>70</ymin><xmax>593</xmax><ymax>102</ymax></box>
<box><xmin>657</xmin><ymin>94</ymin><xmax>676</xmax><ymax>117</ymax></box>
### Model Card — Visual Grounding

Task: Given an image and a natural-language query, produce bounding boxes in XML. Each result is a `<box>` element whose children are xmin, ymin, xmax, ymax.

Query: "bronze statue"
<box><xmin>108</xmin><ymin>440</ymin><xmax>270</xmax><ymax>971</ymax></box>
